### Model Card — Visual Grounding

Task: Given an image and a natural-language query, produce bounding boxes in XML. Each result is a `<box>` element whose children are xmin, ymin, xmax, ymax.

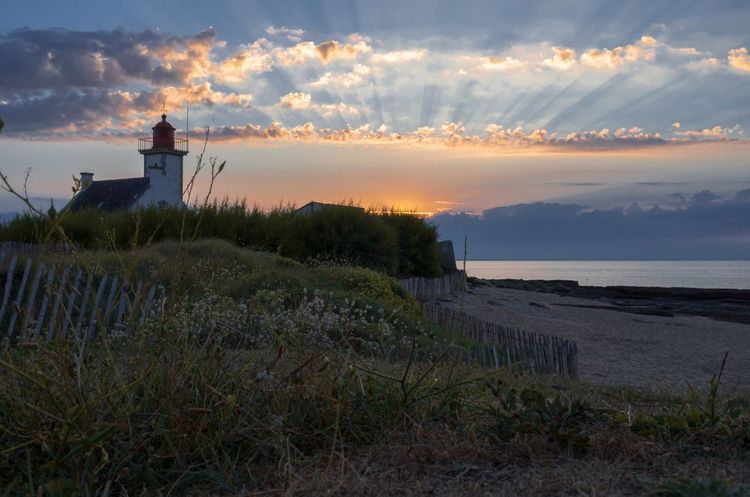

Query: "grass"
<box><xmin>0</xmin><ymin>241</ymin><xmax>748</xmax><ymax>496</ymax></box>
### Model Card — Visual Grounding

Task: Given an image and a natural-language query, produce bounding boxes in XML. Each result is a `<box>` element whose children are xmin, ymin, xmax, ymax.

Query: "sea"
<box><xmin>464</xmin><ymin>260</ymin><xmax>750</xmax><ymax>289</ymax></box>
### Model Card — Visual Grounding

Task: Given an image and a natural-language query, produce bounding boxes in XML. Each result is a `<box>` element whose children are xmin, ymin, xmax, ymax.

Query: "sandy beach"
<box><xmin>437</xmin><ymin>282</ymin><xmax>750</xmax><ymax>392</ymax></box>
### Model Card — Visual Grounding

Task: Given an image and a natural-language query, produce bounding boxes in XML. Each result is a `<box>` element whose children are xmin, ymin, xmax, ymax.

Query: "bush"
<box><xmin>0</xmin><ymin>201</ymin><xmax>444</xmax><ymax>277</ymax></box>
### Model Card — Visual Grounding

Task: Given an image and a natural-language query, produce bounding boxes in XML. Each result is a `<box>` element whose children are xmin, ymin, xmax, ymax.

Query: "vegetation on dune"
<box><xmin>0</xmin><ymin>241</ymin><xmax>747</xmax><ymax>495</ymax></box>
<box><xmin>0</xmin><ymin>200</ymin><xmax>444</xmax><ymax>277</ymax></box>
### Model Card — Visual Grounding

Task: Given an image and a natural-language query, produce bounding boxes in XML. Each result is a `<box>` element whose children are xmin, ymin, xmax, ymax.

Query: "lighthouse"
<box><xmin>66</xmin><ymin>114</ymin><xmax>190</xmax><ymax>212</ymax></box>
<box><xmin>136</xmin><ymin>114</ymin><xmax>189</xmax><ymax>207</ymax></box>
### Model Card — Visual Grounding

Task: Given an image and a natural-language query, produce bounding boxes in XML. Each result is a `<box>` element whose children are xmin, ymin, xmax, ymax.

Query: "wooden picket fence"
<box><xmin>423</xmin><ymin>304</ymin><xmax>578</xmax><ymax>377</ymax></box>
<box><xmin>0</xmin><ymin>241</ymin><xmax>71</xmax><ymax>257</ymax></box>
<box><xmin>399</xmin><ymin>270</ymin><xmax>466</xmax><ymax>301</ymax></box>
<box><xmin>0</xmin><ymin>253</ymin><xmax>164</xmax><ymax>343</ymax></box>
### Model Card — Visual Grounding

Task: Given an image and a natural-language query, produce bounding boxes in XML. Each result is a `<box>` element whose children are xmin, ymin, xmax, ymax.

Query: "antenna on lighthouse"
<box><xmin>185</xmin><ymin>100</ymin><xmax>189</xmax><ymax>145</ymax></box>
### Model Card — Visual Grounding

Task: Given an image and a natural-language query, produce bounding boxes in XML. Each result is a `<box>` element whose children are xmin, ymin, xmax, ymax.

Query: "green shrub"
<box><xmin>0</xmin><ymin>201</ymin><xmax>444</xmax><ymax>277</ymax></box>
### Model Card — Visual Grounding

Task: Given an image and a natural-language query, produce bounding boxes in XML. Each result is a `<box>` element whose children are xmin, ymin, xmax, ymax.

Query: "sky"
<box><xmin>1</xmin><ymin>0</ymin><xmax>750</xmax><ymax>219</ymax></box>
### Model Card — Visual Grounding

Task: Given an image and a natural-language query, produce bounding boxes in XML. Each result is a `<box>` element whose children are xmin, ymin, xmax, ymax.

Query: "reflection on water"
<box><xmin>464</xmin><ymin>260</ymin><xmax>750</xmax><ymax>289</ymax></box>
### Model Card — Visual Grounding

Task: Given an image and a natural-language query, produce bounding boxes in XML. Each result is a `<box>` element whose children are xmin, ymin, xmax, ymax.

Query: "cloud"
<box><xmin>279</xmin><ymin>91</ymin><xmax>312</xmax><ymax>109</ymax></box>
<box><xmin>541</xmin><ymin>47</ymin><xmax>577</xmax><ymax>70</ymax></box>
<box><xmin>431</xmin><ymin>189</ymin><xmax>750</xmax><ymax>259</ymax></box>
<box><xmin>672</xmin><ymin>122</ymin><xmax>681</xmax><ymax>129</ymax></box>
<box><xmin>156</xmin><ymin>82</ymin><xmax>253</xmax><ymax>108</ymax></box>
<box><xmin>196</xmin><ymin>119</ymin><xmax>687</xmax><ymax>152</ymax></box>
<box><xmin>274</xmin><ymin>39</ymin><xmax>372</xmax><ymax>66</ymax></box>
<box><xmin>580</xmin><ymin>36</ymin><xmax>656</xmax><ymax>69</ymax></box>
<box><xmin>728</xmin><ymin>47</ymin><xmax>750</xmax><ymax>73</ymax></box>
<box><xmin>674</xmin><ymin>125</ymin><xmax>742</xmax><ymax>140</ymax></box>
<box><xmin>309</xmin><ymin>64</ymin><xmax>370</xmax><ymax>88</ymax></box>
<box><xmin>441</xmin><ymin>121</ymin><xmax>465</xmax><ymax>137</ymax></box>
<box><xmin>478</xmin><ymin>56</ymin><xmax>527</xmax><ymax>71</ymax></box>
<box><xmin>0</xmin><ymin>27</ymin><xmax>218</xmax><ymax>90</ymax></box>
<box><xmin>371</xmin><ymin>49</ymin><xmax>427</xmax><ymax>64</ymax></box>
<box><xmin>316</xmin><ymin>103</ymin><xmax>360</xmax><ymax>118</ymax></box>
<box><xmin>669</xmin><ymin>47</ymin><xmax>702</xmax><ymax>57</ymax></box>
<box><xmin>278</xmin><ymin>92</ymin><xmax>359</xmax><ymax>117</ymax></box>
<box><xmin>686</xmin><ymin>57</ymin><xmax>721</xmax><ymax>71</ymax></box>
<box><xmin>416</xmin><ymin>126</ymin><xmax>435</xmax><ymax>138</ymax></box>
<box><xmin>216</xmin><ymin>40</ymin><xmax>273</xmax><ymax>83</ymax></box>
<box><xmin>0</xmin><ymin>83</ymin><xmax>252</xmax><ymax>136</ymax></box>
<box><xmin>3</xmin><ymin>26</ymin><xmax>749</xmax><ymax>148</ymax></box>
<box><xmin>265</xmin><ymin>25</ymin><xmax>305</xmax><ymax>42</ymax></box>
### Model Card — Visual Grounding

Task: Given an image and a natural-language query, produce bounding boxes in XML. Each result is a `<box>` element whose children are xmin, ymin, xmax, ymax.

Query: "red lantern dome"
<box><xmin>152</xmin><ymin>114</ymin><xmax>175</xmax><ymax>150</ymax></box>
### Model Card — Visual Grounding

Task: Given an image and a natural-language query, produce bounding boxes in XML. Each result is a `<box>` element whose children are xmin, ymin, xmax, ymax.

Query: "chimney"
<box><xmin>80</xmin><ymin>172</ymin><xmax>94</xmax><ymax>189</ymax></box>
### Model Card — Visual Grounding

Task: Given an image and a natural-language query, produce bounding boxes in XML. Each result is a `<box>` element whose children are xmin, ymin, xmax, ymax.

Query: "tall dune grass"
<box><xmin>0</xmin><ymin>201</ymin><xmax>444</xmax><ymax>277</ymax></box>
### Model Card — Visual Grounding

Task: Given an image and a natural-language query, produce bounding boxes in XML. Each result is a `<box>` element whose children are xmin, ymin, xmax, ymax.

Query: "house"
<box><xmin>438</xmin><ymin>240</ymin><xmax>458</xmax><ymax>272</ymax></box>
<box><xmin>65</xmin><ymin>114</ymin><xmax>188</xmax><ymax>212</ymax></box>
<box><xmin>295</xmin><ymin>201</ymin><xmax>366</xmax><ymax>215</ymax></box>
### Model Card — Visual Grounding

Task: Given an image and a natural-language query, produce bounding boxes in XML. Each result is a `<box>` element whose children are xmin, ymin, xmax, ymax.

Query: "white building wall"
<box><xmin>134</xmin><ymin>152</ymin><xmax>184</xmax><ymax>208</ymax></box>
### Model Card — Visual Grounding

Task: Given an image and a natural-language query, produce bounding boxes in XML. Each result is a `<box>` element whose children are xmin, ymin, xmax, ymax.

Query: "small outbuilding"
<box><xmin>295</xmin><ymin>201</ymin><xmax>366</xmax><ymax>215</ymax></box>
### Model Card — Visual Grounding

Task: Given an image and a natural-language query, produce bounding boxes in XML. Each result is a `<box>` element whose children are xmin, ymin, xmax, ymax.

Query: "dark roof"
<box><xmin>65</xmin><ymin>177</ymin><xmax>150</xmax><ymax>212</ymax></box>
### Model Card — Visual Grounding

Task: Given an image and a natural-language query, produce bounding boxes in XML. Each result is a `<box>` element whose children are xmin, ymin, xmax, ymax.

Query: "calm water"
<box><xmin>464</xmin><ymin>260</ymin><xmax>750</xmax><ymax>289</ymax></box>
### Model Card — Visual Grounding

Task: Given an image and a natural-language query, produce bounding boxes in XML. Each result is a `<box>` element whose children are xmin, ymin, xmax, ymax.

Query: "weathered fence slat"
<box><xmin>0</xmin><ymin>254</ymin><xmax>18</xmax><ymax>327</ymax></box>
<box><xmin>102</xmin><ymin>274</ymin><xmax>119</xmax><ymax>329</ymax></box>
<box><xmin>47</xmin><ymin>266</ymin><xmax>70</xmax><ymax>341</ymax></box>
<box><xmin>140</xmin><ymin>285</ymin><xmax>157</xmax><ymax>325</ymax></box>
<box><xmin>7</xmin><ymin>258</ymin><xmax>33</xmax><ymax>338</ymax></box>
<box><xmin>33</xmin><ymin>266</ymin><xmax>56</xmax><ymax>339</ymax></box>
<box><xmin>61</xmin><ymin>270</ymin><xmax>83</xmax><ymax>338</ymax></box>
<box><xmin>75</xmin><ymin>273</ymin><xmax>94</xmax><ymax>339</ymax></box>
<box><xmin>422</xmin><ymin>303</ymin><xmax>578</xmax><ymax>378</ymax></box>
<box><xmin>114</xmin><ymin>284</ymin><xmax>129</xmax><ymax>327</ymax></box>
<box><xmin>85</xmin><ymin>274</ymin><xmax>109</xmax><ymax>341</ymax></box>
<box><xmin>21</xmin><ymin>263</ymin><xmax>46</xmax><ymax>335</ymax></box>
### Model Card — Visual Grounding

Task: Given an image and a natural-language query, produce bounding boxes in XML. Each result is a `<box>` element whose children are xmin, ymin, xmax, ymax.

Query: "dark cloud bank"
<box><xmin>431</xmin><ymin>190</ymin><xmax>750</xmax><ymax>260</ymax></box>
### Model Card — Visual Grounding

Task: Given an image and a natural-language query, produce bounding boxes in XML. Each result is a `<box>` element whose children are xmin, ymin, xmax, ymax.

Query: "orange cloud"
<box><xmin>280</xmin><ymin>91</ymin><xmax>312</xmax><ymax>109</ymax></box>
<box><xmin>156</xmin><ymin>83</ymin><xmax>252</xmax><ymax>108</ymax></box>
<box><xmin>274</xmin><ymin>39</ymin><xmax>372</xmax><ymax>66</ymax></box>
<box><xmin>686</xmin><ymin>57</ymin><xmax>721</xmax><ymax>71</ymax></box>
<box><xmin>728</xmin><ymin>47</ymin><xmax>750</xmax><ymax>73</ymax></box>
<box><xmin>542</xmin><ymin>47</ymin><xmax>577</xmax><ymax>70</ymax></box>
<box><xmin>204</xmin><ymin>120</ymin><xmax>700</xmax><ymax>152</ymax></box>
<box><xmin>149</xmin><ymin>28</ymin><xmax>217</xmax><ymax>83</ymax></box>
<box><xmin>279</xmin><ymin>92</ymin><xmax>359</xmax><ymax>117</ymax></box>
<box><xmin>580</xmin><ymin>36</ymin><xmax>656</xmax><ymax>69</ymax></box>
<box><xmin>675</xmin><ymin>125</ymin><xmax>742</xmax><ymax>139</ymax></box>
<box><xmin>216</xmin><ymin>41</ymin><xmax>273</xmax><ymax>83</ymax></box>
<box><xmin>478</xmin><ymin>56</ymin><xmax>527</xmax><ymax>71</ymax></box>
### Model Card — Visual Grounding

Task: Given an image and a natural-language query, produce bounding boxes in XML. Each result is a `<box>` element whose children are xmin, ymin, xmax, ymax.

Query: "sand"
<box><xmin>438</xmin><ymin>284</ymin><xmax>750</xmax><ymax>392</ymax></box>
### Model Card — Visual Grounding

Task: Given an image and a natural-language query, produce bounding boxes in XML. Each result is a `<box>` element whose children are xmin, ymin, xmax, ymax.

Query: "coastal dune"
<box><xmin>439</xmin><ymin>282</ymin><xmax>750</xmax><ymax>392</ymax></box>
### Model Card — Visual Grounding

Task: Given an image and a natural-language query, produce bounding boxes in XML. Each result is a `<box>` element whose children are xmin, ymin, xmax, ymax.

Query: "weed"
<box><xmin>481</xmin><ymin>380</ymin><xmax>610</xmax><ymax>452</ymax></box>
<box><xmin>643</xmin><ymin>477</ymin><xmax>750</xmax><ymax>497</ymax></box>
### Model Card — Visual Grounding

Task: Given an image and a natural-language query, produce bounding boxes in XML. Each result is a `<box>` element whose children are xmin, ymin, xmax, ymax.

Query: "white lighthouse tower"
<box><xmin>136</xmin><ymin>114</ymin><xmax>189</xmax><ymax>207</ymax></box>
<box><xmin>66</xmin><ymin>113</ymin><xmax>190</xmax><ymax>212</ymax></box>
